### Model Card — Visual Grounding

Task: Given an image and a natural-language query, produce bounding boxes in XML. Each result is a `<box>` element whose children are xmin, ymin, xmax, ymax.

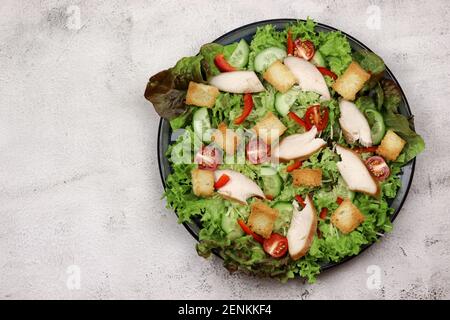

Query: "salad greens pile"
<box><xmin>145</xmin><ymin>19</ymin><xmax>424</xmax><ymax>282</ymax></box>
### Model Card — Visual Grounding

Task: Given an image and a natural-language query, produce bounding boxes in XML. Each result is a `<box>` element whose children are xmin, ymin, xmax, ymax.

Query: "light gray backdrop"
<box><xmin>0</xmin><ymin>0</ymin><xmax>449</xmax><ymax>299</ymax></box>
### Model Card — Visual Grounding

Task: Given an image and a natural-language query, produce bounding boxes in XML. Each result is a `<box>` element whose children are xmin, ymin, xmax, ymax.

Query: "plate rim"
<box><xmin>156</xmin><ymin>18</ymin><xmax>416</xmax><ymax>273</ymax></box>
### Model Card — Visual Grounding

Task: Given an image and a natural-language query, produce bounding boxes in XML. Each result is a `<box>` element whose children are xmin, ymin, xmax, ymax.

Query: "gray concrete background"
<box><xmin>0</xmin><ymin>0</ymin><xmax>449</xmax><ymax>300</ymax></box>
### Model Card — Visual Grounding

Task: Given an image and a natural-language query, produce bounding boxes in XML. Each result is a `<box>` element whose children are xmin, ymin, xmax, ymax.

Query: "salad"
<box><xmin>145</xmin><ymin>19</ymin><xmax>425</xmax><ymax>282</ymax></box>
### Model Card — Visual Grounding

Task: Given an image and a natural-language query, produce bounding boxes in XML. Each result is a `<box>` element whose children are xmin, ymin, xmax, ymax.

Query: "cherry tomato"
<box><xmin>194</xmin><ymin>145</ymin><xmax>221</xmax><ymax>170</ymax></box>
<box><xmin>304</xmin><ymin>105</ymin><xmax>329</xmax><ymax>131</ymax></box>
<box><xmin>294</xmin><ymin>39</ymin><xmax>315</xmax><ymax>60</ymax></box>
<box><xmin>365</xmin><ymin>156</ymin><xmax>390</xmax><ymax>181</ymax></box>
<box><xmin>246</xmin><ymin>137</ymin><xmax>270</xmax><ymax>164</ymax></box>
<box><xmin>336</xmin><ymin>197</ymin><xmax>344</xmax><ymax>205</ymax></box>
<box><xmin>263</xmin><ymin>233</ymin><xmax>288</xmax><ymax>258</ymax></box>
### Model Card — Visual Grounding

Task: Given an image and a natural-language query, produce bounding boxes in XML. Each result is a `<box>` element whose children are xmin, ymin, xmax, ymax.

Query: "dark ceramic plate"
<box><xmin>157</xmin><ymin>19</ymin><xmax>416</xmax><ymax>272</ymax></box>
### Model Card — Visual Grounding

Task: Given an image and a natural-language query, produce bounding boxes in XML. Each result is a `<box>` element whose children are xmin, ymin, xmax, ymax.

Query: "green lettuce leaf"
<box><xmin>383</xmin><ymin>111</ymin><xmax>425</xmax><ymax>163</ymax></box>
<box><xmin>318</xmin><ymin>31</ymin><xmax>352</xmax><ymax>75</ymax></box>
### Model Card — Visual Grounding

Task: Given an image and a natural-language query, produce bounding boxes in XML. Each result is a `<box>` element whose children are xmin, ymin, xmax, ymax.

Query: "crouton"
<box><xmin>263</xmin><ymin>60</ymin><xmax>296</xmax><ymax>93</ymax></box>
<box><xmin>332</xmin><ymin>61</ymin><xmax>371</xmax><ymax>101</ymax></box>
<box><xmin>252</xmin><ymin>112</ymin><xmax>287</xmax><ymax>145</ymax></box>
<box><xmin>211</xmin><ymin>122</ymin><xmax>239</xmax><ymax>155</ymax></box>
<box><xmin>192</xmin><ymin>169</ymin><xmax>214</xmax><ymax>197</ymax></box>
<box><xmin>291</xmin><ymin>168</ymin><xmax>322</xmax><ymax>187</ymax></box>
<box><xmin>331</xmin><ymin>199</ymin><xmax>365</xmax><ymax>234</ymax></box>
<box><xmin>186</xmin><ymin>81</ymin><xmax>219</xmax><ymax>108</ymax></box>
<box><xmin>376</xmin><ymin>130</ymin><xmax>406</xmax><ymax>161</ymax></box>
<box><xmin>248</xmin><ymin>201</ymin><xmax>279</xmax><ymax>239</ymax></box>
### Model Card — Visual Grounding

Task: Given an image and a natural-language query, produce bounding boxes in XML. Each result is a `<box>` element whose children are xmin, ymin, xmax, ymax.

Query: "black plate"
<box><xmin>157</xmin><ymin>19</ymin><xmax>416</xmax><ymax>272</ymax></box>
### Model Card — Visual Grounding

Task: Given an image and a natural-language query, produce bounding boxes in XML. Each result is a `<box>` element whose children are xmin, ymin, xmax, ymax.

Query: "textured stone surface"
<box><xmin>0</xmin><ymin>0</ymin><xmax>449</xmax><ymax>299</ymax></box>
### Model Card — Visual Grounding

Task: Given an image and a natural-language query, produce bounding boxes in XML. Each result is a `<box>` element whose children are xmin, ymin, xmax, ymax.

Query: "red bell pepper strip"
<box><xmin>317</xmin><ymin>66</ymin><xmax>337</xmax><ymax>80</ymax></box>
<box><xmin>214</xmin><ymin>174</ymin><xmax>230</xmax><ymax>189</ymax></box>
<box><xmin>234</xmin><ymin>93</ymin><xmax>254</xmax><ymax>124</ymax></box>
<box><xmin>237</xmin><ymin>219</ymin><xmax>264</xmax><ymax>244</ymax></box>
<box><xmin>319</xmin><ymin>208</ymin><xmax>328</xmax><ymax>220</ymax></box>
<box><xmin>286</xmin><ymin>160</ymin><xmax>302</xmax><ymax>172</ymax></box>
<box><xmin>214</xmin><ymin>54</ymin><xmax>236</xmax><ymax>72</ymax></box>
<box><xmin>354</xmin><ymin>146</ymin><xmax>378</xmax><ymax>153</ymax></box>
<box><xmin>288</xmin><ymin>111</ymin><xmax>307</xmax><ymax>129</ymax></box>
<box><xmin>336</xmin><ymin>197</ymin><xmax>344</xmax><ymax>205</ymax></box>
<box><xmin>295</xmin><ymin>195</ymin><xmax>306</xmax><ymax>208</ymax></box>
<box><xmin>287</xmin><ymin>29</ymin><xmax>294</xmax><ymax>55</ymax></box>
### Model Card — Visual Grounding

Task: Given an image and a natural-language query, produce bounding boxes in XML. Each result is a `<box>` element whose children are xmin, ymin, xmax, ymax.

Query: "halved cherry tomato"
<box><xmin>234</xmin><ymin>93</ymin><xmax>253</xmax><ymax>125</ymax></box>
<box><xmin>317</xmin><ymin>66</ymin><xmax>338</xmax><ymax>80</ymax></box>
<box><xmin>294</xmin><ymin>39</ymin><xmax>315</xmax><ymax>60</ymax></box>
<box><xmin>287</xmin><ymin>30</ymin><xmax>294</xmax><ymax>55</ymax></box>
<box><xmin>304</xmin><ymin>105</ymin><xmax>329</xmax><ymax>131</ymax></box>
<box><xmin>286</xmin><ymin>160</ymin><xmax>302</xmax><ymax>172</ymax></box>
<box><xmin>365</xmin><ymin>156</ymin><xmax>390</xmax><ymax>181</ymax></box>
<box><xmin>246</xmin><ymin>137</ymin><xmax>270</xmax><ymax>164</ymax></box>
<box><xmin>237</xmin><ymin>219</ymin><xmax>264</xmax><ymax>244</ymax></box>
<box><xmin>336</xmin><ymin>197</ymin><xmax>344</xmax><ymax>205</ymax></box>
<box><xmin>214</xmin><ymin>174</ymin><xmax>230</xmax><ymax>189</ymax></box>
<box><xmin>295</xmin><ymin>195</ymin><xmax>305</xmax><ymax>207</ymax></box>
<box><xmin>319</xmin><ymin>208</ymin><xmax>328</xmax><ymax>220</ymax></box>
<box><xmin>288</xmin><ymin>111</ymin><xmax>307</xmax><ymax>129</ymax></box>
<box><xmin>354</xmin><ymin>146</ymin><xmax>378</xmax><ymax>154</ymax></box>
<box><xmin>214</xmin><ymin>54</ymin><xmax>236</xmax><ymax>72</ymax></box>
<box><xmin>263</xmin><ymin>233</ymin><xmax>288</xmax><ymax>258</ymax></box>
<box><xmin>194</xmin><ymin>145</ymin><xmax>221</xmax><ymax>170</ymax></box>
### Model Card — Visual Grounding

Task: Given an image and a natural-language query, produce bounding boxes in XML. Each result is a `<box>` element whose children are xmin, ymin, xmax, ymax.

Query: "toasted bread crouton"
<box><xmin>332</xmin><ymin>61</ymin><xmax>371</xmax><ymax>101</ymax></box>
<box><xmin>192</xmin><ymin>169</ymin><xmax>215</xmax><ymax>197</ymax></box>
<box><xmin>376</xmin><ymin>130</ymin><xmax>406</xmax><ymax>161</ymax></box>
<box><xmin>331</xmin><ymin>199</ymin><xmax>365</xmax><ymax>234</ymax></box>
<box><xmin>291</xmin><ymin>168</ymin><xmax>322</xmax><ymax>187</ymax></box>
<box><xmin>248</xmin><ymin>201</ymin><xmax>279</xmax><ymax>238</ymax></box>
<box><xmin>186</xmin><ymin>81</ymin><xmax>219</xmax><ymax>108</ymax></box>
<box><xmin>263</xmin><ymin>60</ymin><xmax>296</xmax><ymax>93</ymax></box>
<box><xmin>252</xmin><ymin>111</ymin><xmax>287</xmax><ymax>145</ymax></box>
<box><xmin>211</xmin><ymin>122</ymin><xmax>239</xmax><ymax>155</ymax></box>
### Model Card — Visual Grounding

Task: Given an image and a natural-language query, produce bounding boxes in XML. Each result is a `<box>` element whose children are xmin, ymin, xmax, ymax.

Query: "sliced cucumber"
<box><xmin>364</xmin><ymin>108</ymin><xmax>386</xmax><ymax>145</ymax></box>
<box><xmin>260</xmin><ymin>166</ymin><xmax>282</xmax><ymax>198</ymax></box>
<box><xmin>311</xmin><ymin>51</ymin><xmax>326</xmax><ymax>67</ymax></box>
<box><xmin>254</xmin><ymin>47</ymin><xmax>287</xmax><ymax>73</ymax></box>
<box><xmin>272</xmin><ymin>202</ymin><xmax>294</xmax><ymax>235</ymax></box>
<box><xmin>228</xmin><ymin>39</ymin><xmax>250</xmax><ymax>69</ymax></box>
<box><xmin>275</xmin><ymin>88</ymin><xmax>300</xmax><ymax>116</ymax></box>
<box><xmin>193</xmin><ymin>108</ymin><xmax>211</xmax><ymax>142</ymax></box>
<box><xmin>221</xmin><ymin>209</ymin><xmax>244</xmax><ymax>240</ymax></box>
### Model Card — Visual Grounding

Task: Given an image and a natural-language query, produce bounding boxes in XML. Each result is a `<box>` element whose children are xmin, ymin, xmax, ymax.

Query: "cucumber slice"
<box><xmin>272</xmin><ymin>202</ymin><xmax>294</xmax><ymax>235</ymax></box>
<box><xmin>228</xmin><ymin>39</ymin><xmax>250</xmax><ymax>68</ymax></box>
<box><xmin>364</xmin><ymin>108</ymin><xmax>386</xmax><ymax>145</ymax></box>
<box><xmin>275</xmin><ymin>88</ymin><xmax>300</xmax><ymax>116</ymax></box>
<box><xmin>193</xmin><ymin>108</ymin><xmax>212</xmax><ymax>142</ymax></box>
<box><xmin>221</xmin><ymin>210</ymin><xmax>244</xmax><ymax>240</ymax></box>
<box><xmin>311</xmin><ymin>51</ymin><xmax>326</xmax><ymax>67</ymax></box>
<box><xmin>260</xmin><ymin>166</ymin><xmax>282</xmax><ymax>198</ymax></box>
<box><xmin>254</xmin><ymin>47</ymin><xmax>287</xmax><ymax>73</ymax></box>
